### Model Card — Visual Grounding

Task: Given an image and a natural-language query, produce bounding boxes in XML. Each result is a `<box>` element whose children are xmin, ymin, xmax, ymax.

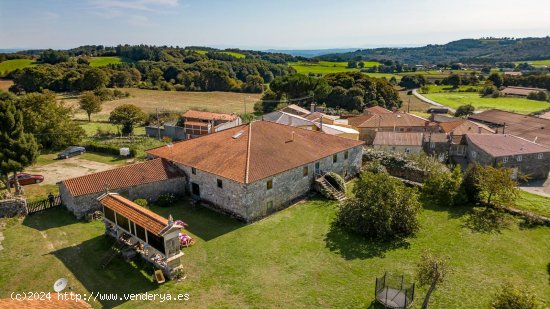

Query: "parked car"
<box><xmin>9</xmin><ymin>173</ymin><xmax>44</xmax><ymax>187</ymax></box>
<box><xmin>57</xmin><ymin>146</ymin><xmax>86</xmax><ymax>159</ymax></box>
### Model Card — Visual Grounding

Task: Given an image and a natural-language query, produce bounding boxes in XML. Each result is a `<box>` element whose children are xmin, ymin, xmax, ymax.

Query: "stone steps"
<box><xmin>317</xmin><ymin>177</ymin><xmax>347</xmax><ymax>202</ymax></box>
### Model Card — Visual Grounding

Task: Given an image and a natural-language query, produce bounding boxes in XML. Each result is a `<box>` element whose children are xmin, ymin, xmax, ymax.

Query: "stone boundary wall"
<box><xmin>0</xmin><ymin>198</ymin><xmax>28</xmax><ymax>218</ymax></box>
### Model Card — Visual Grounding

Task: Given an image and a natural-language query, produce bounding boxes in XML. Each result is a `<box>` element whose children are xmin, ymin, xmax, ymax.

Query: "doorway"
<box><xmin>191</xmin><ymin>182</ymin><xmax>200</xmax><ymax>197</ymax></box>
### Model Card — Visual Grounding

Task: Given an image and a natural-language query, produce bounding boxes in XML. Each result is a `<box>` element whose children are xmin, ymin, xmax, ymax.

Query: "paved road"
<box><xmin>412</xmin><ymin>89</ymin><xmax>456</xmax><ymax>113</ymax></box>
<box><xmin>519</xmin><ymin>178</ymin><xmax>550</xmax><ymax>198</ymax></box>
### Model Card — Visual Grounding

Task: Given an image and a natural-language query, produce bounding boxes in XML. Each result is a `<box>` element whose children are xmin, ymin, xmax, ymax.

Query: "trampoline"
<box><xmin>375</xmin><ymin>273</ymin><xmax>415</xmax><ymax>309</ymax></box>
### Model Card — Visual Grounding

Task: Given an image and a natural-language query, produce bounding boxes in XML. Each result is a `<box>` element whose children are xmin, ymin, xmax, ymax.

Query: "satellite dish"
<box><xmin>53</xmin><ymin>278</ymin><xmax>68</xmax><ymax>292</ymax></box>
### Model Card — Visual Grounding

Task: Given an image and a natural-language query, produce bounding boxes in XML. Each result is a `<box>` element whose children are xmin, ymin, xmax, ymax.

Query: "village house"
<box><xmin>280</xmin><ymin>104</ymin><xmax>311</xmax><ymax>117</ymax></box>
<box><xmin>181</xmin><ymin>110</ymin><xmax>242</xmax><ymax>139</ymax></box>
<box><xmin>461</xmin><ymin>134</ymin><xmax>550</xmax><ymax>179</ymax></box>
<box><xmin>438</xmin><ymin>119</ymin><xmax>495</xmax><ymax>156</ymax></box>
<box><xmin>501</xmin><ymin>86</ymin><xmax>547</xmax><ymax>97</ymax></box>
<box><xmin>371</xmin><ymin>132</ymin><xmax>424</xmax><ymax>155</ymax></box>
<box><xmin>364</xmin><ymin>106</ymin><xmax>393</xmax><ymax>115</ymax></box>
<box><xmin>147</xmin><ymin>121</ymin><xmax>364</xmax><ymax>222</ymax></box>
<box><xmin>468</xmin><ymin>109</ymin><xmax>550</xmax><ymax>147</ymax></box>
<box><xmin>59</xmin><ymin>158</ymin><xmax>186</xmax><ymax>219</ymax></box>
<box><xmin>422</xmin><ymin>132</ymin><xmax>451</xmax><ymax>158</ymax></box>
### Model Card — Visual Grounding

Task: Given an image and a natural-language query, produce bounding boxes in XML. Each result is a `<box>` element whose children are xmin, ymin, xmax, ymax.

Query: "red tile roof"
<box><xmin>373</xmin><ymin>132</ymin><xmax>423</xmax><ymax>146</ymax></box>
<box><xmin>439</xmin><ymin>119</ymin><xmax>495</xmax><ymax>135</ymax></box>
<box><xmin>501</xmin><ymin>86</ymin><xmax>546</xmax><ymax>96</ymax></box>
<box><xmin>99</xmin><ymin>193</ymin><xmax>169</xmax><ymax>236</ymax></box>
<box><xmin>281</xmin><ymin>104</ymin><xmax>311</xmax><ymax>116</ymax></box>
<box><xmin>466</xmin><ymin>134</ymin><xmax>550</xmax><ymax>157</ymax></box>
<box><xmin>183</xmin><ymin>110</ymin><xmax>238</xmax><ymax>121</ymax></box>
<box><xmin>365</xmin><ymin>106</ymin><xmax>393</xmax><ymax>114</ymax></box>
<box><xmin>147</xmin><ymin>121</ymin><xmax>364</xmax><ymax>183</ymax></box>
<box><xmin>354</xmin><ymin>112</ymin><xmax>429</xmax><ymax>128</ymax></box>
<box><xmin>62</xmin><ymin>158</ymin><xmax>184</xmax><ymax>197</ymax></box>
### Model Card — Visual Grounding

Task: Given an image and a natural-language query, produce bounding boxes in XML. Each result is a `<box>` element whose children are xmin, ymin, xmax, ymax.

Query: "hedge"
<box><xmin>83</xmin><ymin>142</ymin><xmax>137</xmax><ymax>157</ymax></box>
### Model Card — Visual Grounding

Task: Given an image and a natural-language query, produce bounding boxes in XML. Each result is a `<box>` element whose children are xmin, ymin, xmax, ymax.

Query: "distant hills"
<box><xmin>316</xmin><ymin>37</ymin><xmax>550</xmax><ymax>64</ymax></box>
<box><xmin>265</xmin><ymin>48</ymin><xmax>359</xmax><ymax>58</ymax></box>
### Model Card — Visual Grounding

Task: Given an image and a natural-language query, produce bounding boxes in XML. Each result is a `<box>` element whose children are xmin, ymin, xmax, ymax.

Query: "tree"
<box><xmin>80</xmin><ymin>67</ymin><xmax>109</xmax><ymax>91</ymax></box>
<box><xmin>474</xmin><ymin>165</ymin><xmax>519</xmax><ymax>208</ymax></box>
<box><xmin>423</xmin><ymin>166</ymin><xmax>466</xmax><ymax>206</ymax></box>
<box><xmin>336</xmin><ymin>171</ymin><xmax>421</xmax><ymax>240</ymax></box>
<box><xmin>0</xmin><ymin>99</ymin><xmax>39</xmax><ymax>194</ymax></box>
<box><xmin>488</xmin><ymin>73</ymin><xmax>504</xmax><ymax>88</ymax></box>
<box><xmin>109</xmin><ymin>104</ymin><xmax>148</xmax><ymax>135</ymax></box>
<box><xmin>491</xmin><ymin>284</ymin><xmax>542</xmax><ymax>309</ymax></box>
<box><xmin>40</xmin><ymin>49</ymin><xmax>69</xmax><ymax>64</ymax></box>
<box><xmin>416</xmin><ymin>250</ymin><xmax>449</xmax><ymax>309</ymax></box>
<box><xmin>443</xmin><ymin>74</ymin><xmax>461</xmax><ymax>89</ymax></box>
<box><xmin>270</xmin><ymin>74</ymin><xmax>332</xmax><ymax>102</ymax></box>
<box><xmin>347</xmin><ymin>60</ymin><xmax>357</xmax><ymax>68</ymax></box>
<box><xmin>526</xmin><ymin>91</ymin><xmax>548</xmax><ymax>102</ymax></box>
<box><xmin>454</xmin><ymin>104</ymin><xmax>475</xmax><ymax>117</ymax></box>
<box><xmin>79</xmin><ymin>91</ymin><xmax>102</xmax><ymax>122</ymax></box>
<box><xmin>358</xmin><ymin>61</ymin><xmax>365</xmax><ymax>69</ymax></box>
<box><xmin>399</xmin><ymin>74</ymin><xmax>427</xmax><ymax>89</ymax></box>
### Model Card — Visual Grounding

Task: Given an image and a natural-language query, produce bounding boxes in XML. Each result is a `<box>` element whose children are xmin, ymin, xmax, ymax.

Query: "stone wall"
<box><xmin>60</xmin><ymin>177</ymin><xmax>187</xmax><ymax>219</ymax></box>
<box><xmin>0</xmin><ymin>198</ymin><xmax>27</xmax><ymax>218</ymax></box>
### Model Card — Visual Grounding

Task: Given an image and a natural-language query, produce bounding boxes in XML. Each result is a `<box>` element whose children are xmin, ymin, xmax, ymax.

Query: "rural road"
<box><xmin>412</xmin><ymin>89</ymin><xmax>456</xmax><ymax>113</ymax></box>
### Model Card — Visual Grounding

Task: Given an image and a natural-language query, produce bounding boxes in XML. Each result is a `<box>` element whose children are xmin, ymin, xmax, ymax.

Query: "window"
<box><xmin>315</xmin><ymin>162</ymin><xmax>320</xmax><ymax>174</ymax></box>
<box><xmin>344</xmin><ymin>151</ymin><xmax>349</xmax><ymax>160</ymax></box>
<box><xmin>266</xmin><ymin>179</ymin><xmax>273</xmax><ymax>190</ymax></box>
<box><xmin>217</xmin><ymin>179</ymin><xmax>223</xmax><ymax>188</ymax></box>
<box><xmin>457</xmin><ymin>146</ymin><xmax>465</xmax><ymax>156</ymax></box>
<box><xmin>191</xmin><ymin>167</ymin><xmax>196</xmax><ymax>175</ymax></box>
<box><xmin>516</xmin><ymin>155</ymin><xmax>522</xmax><ymax>162</ymax></box>
<box><xmin>430</xmin><ymin>142</ymin><xmax>435</xmax><ymax>149</ymax></box>
<box><xmin>502</xmin><ymin>157</ymin><xmax>508</xmax><ymax>163</ymax></box>
<box><xmin>471</xmin><ymin>151</ymin><xmax>477</xmax><ymax>159</ymax></box>
<box><xmin>303</xmin><ymin>166</ymin><xmax>309</xmax><ymax>177</ymax></box>
<box><xmin>405</xmin><ymin>148</ymin><xmax>411</xmax><ymax>154</ymax></box>
<box><xmin>333</xmin><ymin>154</ymin><xmax>338</xmax><ymax>163</ymax></box>
<box><xmin>538</xmin><ymin>153</ymin><xmax>544</xmax><ymax>159</ymax></box>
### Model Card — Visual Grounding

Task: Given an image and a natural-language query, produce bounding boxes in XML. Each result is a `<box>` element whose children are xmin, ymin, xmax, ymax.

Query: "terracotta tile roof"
<box><xmin>183</xmin><ymin>110</ymin><xmax>238</xmax><ymax>121</ymax></box>
<box><xmin>468</xmin><ymin>109</ymin><xmax>550</xmax><ymax>147</ymax></box>
<box><xmin>465</xmin><ymin>134</ymin><xmax>550</xmax><ymax>157</ymax></box>
<box><xmin>0</xmin><ymin>298</ymin><xmax>91</xmax><ymax>308</ymax></box>
<box><xmin>365</xmin><ymin>106</ymin><xmax>393</xmax><ymax>114</ymax></box>
<box><xmin>439</xmin><ymin>119</ymin><xmax>495</xmax><ymax>135</ymax></box>
<box><xmin>98</xmin><ymin>193</ymin><xmax>168</xmax><ymax>236</ymax></box>
<box><xmin>281</xmin><ymin>104</ymin><xmax>310</xmax><ymax>116</ymax></box>
<box><xmin>424</xmin><ymin>133</ymin><xmax>450</xmax><ymax>143</ymax></box>
<box><xmin>62</xmin><ymin>158</ymin><xmax>184</xmax><ymax>197</ymax></box>
<box><xmin>373</xmin><ymin>132</ymin><xmax>423</xmax><ymax>146</ymax></box>
<box><xmin>355</xmin><ymin>112</ymin><xmax>429</xmax><ymax>128</ymax></box>
<box><xmin>304</xmin><ymin>112</ymin><xmax>339</xmax><ymax>121</ymax></box>
<box><xmin>147</xmin><ymin>121</ymin><xmax>364</xmax><ymax>183</ymax></box>
<box><xmin>501</xmin><ymin>86</ymin><xmax>546</xmax><ymax>96</ymax></box>
<box><xmin>347</xmin><ymin>114</ymin><xmax>374</xmax><ymax>128</ymax></box>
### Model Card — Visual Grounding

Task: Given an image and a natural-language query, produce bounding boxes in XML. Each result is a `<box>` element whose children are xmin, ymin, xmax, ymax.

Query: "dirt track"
<box><xmin>26</xmin><ymin>157</ymin><xmax>117</xmax><ymax>184</ymax></box>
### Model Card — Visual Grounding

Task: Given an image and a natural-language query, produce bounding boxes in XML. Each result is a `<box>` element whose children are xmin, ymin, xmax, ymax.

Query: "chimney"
<box><xmin>310</xmin><ymin>103</ymin><xmax>315</xmax><ymax>113</ymax></box>
<box><xmin>478</xmin><ymin>126</ymin><xmax>481</xmax><ymax>134</ymax></box>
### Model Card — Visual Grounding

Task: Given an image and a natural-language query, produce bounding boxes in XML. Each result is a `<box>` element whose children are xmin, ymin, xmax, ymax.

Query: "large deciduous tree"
<box><xmin>0</xmin><ymin>99</ymin><xmax>39</xmax><ymax>194</ymax></box>
<box><xmin>80</xmin><ymin>67</ymin><xmax>109</xmax><ymax>91</ymax></box>
<box><xmin>474</xmin><ymin>165</ymin><xmax>518</xmax><ymax>208</ymax></box>
<box><xmin>109</xmin><ymin>104</ymin><xmax>148</xmax><ymax>135</ymax></box>
<box><xmin>79</xmin><ymin>91</ymin><xmax>103</xmax><ymax>122</ymax></box>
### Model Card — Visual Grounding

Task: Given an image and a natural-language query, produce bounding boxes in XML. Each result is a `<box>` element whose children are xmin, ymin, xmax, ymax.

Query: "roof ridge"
<box><xmin>245</xmin><ymin>121</ymin><xmax>252</xmax><ymax>183</ymax></box>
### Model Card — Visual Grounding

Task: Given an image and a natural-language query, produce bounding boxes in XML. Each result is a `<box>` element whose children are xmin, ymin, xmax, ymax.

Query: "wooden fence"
<box><xmin>26</xmin><ymin>195</ymin><xmax>61</xmax><ymax>214</ymax></box>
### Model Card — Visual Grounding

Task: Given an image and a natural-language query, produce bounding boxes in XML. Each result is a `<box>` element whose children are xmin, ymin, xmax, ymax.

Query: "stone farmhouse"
<box><xmin>371</xmin><ymin>132</ymin><xmax>424</xmax><ymax>155</ymax></box>
<box><xmin>147</xmin><ymin>121</ymin><xmax>364</xmax><ymax>221</ymax></box>
<box><xmin>60</xmin><ymin>121</ymin><xmax>364</xmax><ymax>222</ymax></box>
<box><xmin>59</xmin><ymin>158</ymin><xmax>186</xmax><ymax>219</ymax></box>
<box><xmin>181</xmin><ymin>110</ymin><xmax>242</xmax><ymax>139</ymax></box>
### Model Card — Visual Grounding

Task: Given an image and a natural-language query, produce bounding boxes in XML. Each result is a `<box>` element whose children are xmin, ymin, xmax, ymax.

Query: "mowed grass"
<box><xmin>516</xmin><ymin>190</ymin><xmax>550</xmax><ymax>217</ymax></box>
<box><xmin>88</xmin><ymin>56</ymin><xmax>124</xmax><ymax>67</ymax></box>
<box><xmin>423</xmin><ymin>92</ymin><xmax>550</xmax><ymax>114</ymax></box>
<box><xmin>0</xmin><ymin>198</ymin><xmax>548</xmax><ymax>308</ymax></box>
<box><xmin>289</xmin><ymin>61</ymin><xmax>379</xmax><ymax>75</ymax></box>
<box><xmin>0</xmin><ymin>59</ymin><xmax>35</xmax><ymax>75</ymax></box>
<box><xmin>63</xmin><ymin>88</ymin><xmax>261</xmax><ymax>121</ymax></box>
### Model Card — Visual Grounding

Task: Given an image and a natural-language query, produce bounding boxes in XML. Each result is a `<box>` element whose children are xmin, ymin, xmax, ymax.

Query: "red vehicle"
<box><xmin>9</xmin><ymin>173</ymin><xmax>45</xmax><ymax>187</ymax></box>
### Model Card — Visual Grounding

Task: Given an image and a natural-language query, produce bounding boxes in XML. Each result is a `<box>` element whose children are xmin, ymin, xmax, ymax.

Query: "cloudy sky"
<box><xmin>1</xmin><ymin>0</ymin><xmax>549</xmax><ymax>49</ymax></box>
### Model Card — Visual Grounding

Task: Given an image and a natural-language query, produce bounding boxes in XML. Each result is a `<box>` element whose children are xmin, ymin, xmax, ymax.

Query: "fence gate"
<box><xmin>26</xmin><ymin>195</ymin><xmax>61</xmax><ymax>214</ymax></box>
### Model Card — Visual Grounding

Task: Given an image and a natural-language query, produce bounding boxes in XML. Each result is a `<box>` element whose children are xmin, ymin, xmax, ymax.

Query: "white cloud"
<box><xmin>92</xmin><ymin>0</ymin><xmax>179</xmax><ymax>12</ymax></box>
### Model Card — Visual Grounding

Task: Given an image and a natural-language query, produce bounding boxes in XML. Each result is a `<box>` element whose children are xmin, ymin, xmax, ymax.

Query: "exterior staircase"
<box><xmin>316</xmin><ymin>176</ymin><xmax>347</xmax><ymax>202</ymax></box>
<box><xmin>100</xmin><ymin>240</ymin><xmax>126</xmax><ymax>269</ymax></box>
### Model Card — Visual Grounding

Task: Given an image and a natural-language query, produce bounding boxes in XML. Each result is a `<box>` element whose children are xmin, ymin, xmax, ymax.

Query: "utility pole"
<box><xmin>156</xmin><ymin>108</ymin><xmax>161</xmax><ymax>141</ymax></box>
<box><xmin>244</xmin><ymin>96</ymin><xmax>247</xmax><ymax>115</ymax></box>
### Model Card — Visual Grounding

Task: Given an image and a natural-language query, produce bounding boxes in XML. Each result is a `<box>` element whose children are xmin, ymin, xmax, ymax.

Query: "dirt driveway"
<box><xmin>26</xmin><ymin>157</ymin><xmax>118</xmax><ymax>185</ymax></box>
<box><xmin>519</xmin><ymin>178</ymin><xmax>550</xmax><ymax>198</ymax></box>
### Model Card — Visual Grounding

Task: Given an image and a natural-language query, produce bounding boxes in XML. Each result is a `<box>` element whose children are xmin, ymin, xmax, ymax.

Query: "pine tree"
<box><xmin>0</xmin><ymin>99</ymin><xmax>39</xmax><ymax>194</ymax></box>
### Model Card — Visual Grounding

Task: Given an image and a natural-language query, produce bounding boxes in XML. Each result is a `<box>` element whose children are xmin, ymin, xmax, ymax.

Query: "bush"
<box><xmin>455</xmin><ymin>104</ymin><xmax>475</xmax><ymax>117</ymax></box>
<box><xmin>423</xmin><ymin>166</ymin><xmax>467</xmax><ymax>206</ymax></box>
<box><xmin>336</xmin><ymin>171</ymin><xmax>421</xmax><ymax>240</ymax></box>
<box><xmin>527</xmin><ymin>91</ymin><xmax>548</xmax><ymax>102</ymax></box>
<box><xmin>83</xmin><ymin>142</ymin><xmax>137</xmax><ymax>157</ymax></box>
<box><xmin>156</xmin><ymin>193</ymin><xmax>176</xmax><ymax>207</ymax></box>
<box><xmin>133</xmin><ymin>198</ymin><xmax>148</xmax><ymax>208</ymax></box>
<box><xmin>325</xmin><ymin>172</ymin><xmax>345</xmax><ymax>193</ymax></box>
<box><xmin>491</xmin><ymin>284</ymin><xmax>542</xmax><ymax>309</ymax></box>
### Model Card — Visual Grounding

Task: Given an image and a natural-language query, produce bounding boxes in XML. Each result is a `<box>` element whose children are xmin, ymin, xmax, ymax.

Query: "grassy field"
<box><xmin>516</xmin><ymin>190</ymin><xmax>550</xmax><ymax>217</ymax></box>
<box><xmin>0</xmin><ymin>197</ymin><xmax>548</xmax><ymax>308</ymax></box>
<box><xmin>514</xmin><ymin>59</ymin><xmax>550</xmax><ymax>68</ymax></box>
<box><xmin>289</xmin><ymin>61</ymin><xmax>380</xmax><ymax>75</ymax></box>
<box><xmin>88</xmin><ymin>56</ymin><xmax>124</xmax><ymax>67</ymax></box>
<box><xmin>0</xmin><ymin>59</ymin><xmax>35</xmax><ymax>75</ymax></box>
<box><xmin>398</xmin><ymin>89</ymin><xmax>432</xmax><ymax>118</ymax></box>
<box><xmin>63</xmin><ymin>88</ymin><xmax>261</xmax><ymax>121</ymax></box>
<box><xmin>78</xmin><ymin>121</ymin><xmax>146</xmax><ymax>137</ymax></box>
<box><xmin>0</xmin><ymin>79</ymin><xmax>13</xmax><ymax>91</ymax></box>
<box><xmin>423</xmin><ymin>92</ymin><xmax>550</xmax><ymax>114</ymax></box>
<box><xmin>193</xmin><ymin>50</ymin><xmax>246</xmax><ymax>59</ymax></box>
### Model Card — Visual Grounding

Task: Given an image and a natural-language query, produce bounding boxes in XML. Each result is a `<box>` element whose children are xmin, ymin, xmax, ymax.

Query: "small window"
<box><xmin>471</xmin><ymin>151</ymin><xmax>477</xmax><ymax>159</ymax></box>
<box><xmin>405</xmin><ymin>148</ymin><xmax>411</xmax><ymax>154</ymax></box>
<box><xmin>333</xmin><ymin>154</ymin><xmax>338</xmax><ymax>163</ymax></box>
<box><xmin>267</xmin><ymin>179</ymin><xmax>273</xmax><ymax>190</ymax></box>
<box><xmin>344</xmin><ymin>151</ymin><xmax>349</xmax><ymax>160</ymax></box>
<box><xmin>217</xmin><ymin>179</ymin><xmax>223</xmax><ymax>188</ymax></box>
<box><xmin>516</xmin><ymin>155</ymin><xmax>522</xmax><ymax>162</ymax></box>
<box><xmin>502</xmin><ymin>157</ymin><xmax>508</xmax><ymax>163</ymax></box>
<box><xmin>303</xmin><ymin>166</ymin><xmax>309</xmax><ymax>177</ymax></box>
<box><xmin>538</xmin><ymin>153</ymin><xmax>544</xmax><ymax>159</ymax></box>
<box><xmin>191</xmin><ymin>167</ymin><xmax>196</xmax><ymax>175</ymax></box>
<box><xmin>430</xmin><ymin>142</ymin><xmax>435</xmax><ymax>149</ymax></box>
<box><xmin>267</xmin><ymin>201</ymin><xmax>273</xmax><ymax>210</ymax></box>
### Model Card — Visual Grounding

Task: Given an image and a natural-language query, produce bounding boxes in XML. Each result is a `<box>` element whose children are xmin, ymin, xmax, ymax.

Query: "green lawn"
<box><xmin>0</xmin><ymin>59</ymin><xmax>35</xmax><ymax>75</ymax></box>
<box><xmin>516</xmin><ymin>190</ymin><xmax>550</xmax><ymax>217</ymax></box>
<box><xmin>89</xmin><ymin>56</ymin><xmax>124</xmax><ymax>67</ymax></box>
<box><xmin>0</xmin><ymin>198</ymin><xmax>548</xmax><ymax>308</ymax></box>
<box><xmin>423</xmin><ymin>92</ymin><xmax>550</xmax><ymax>114</ymax></box>
<box><xmin>515</xmin><ymin>59</ymin><xmax>550</xmax><ymax>68</ymax></box>
<box><xmin>289</xmin><ymin>61</ymin><xmax>380</xmax><ymax>75</ymax></box>
<box><xmin>193</xmin><ymin>50</ymin><xmax>246</xmax><ymax>59</ymax></box>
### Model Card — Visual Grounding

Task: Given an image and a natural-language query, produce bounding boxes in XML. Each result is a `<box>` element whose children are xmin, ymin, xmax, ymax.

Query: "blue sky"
<box><xmin>1</xmin><ymin>0</ymin><xmax>550</xmax><ymax>49</ymax></box>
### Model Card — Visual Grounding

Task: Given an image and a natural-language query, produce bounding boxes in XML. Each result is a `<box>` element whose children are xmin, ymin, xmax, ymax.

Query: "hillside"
<box><xmin>317</xmin><ymin>37</ymin><xmax>550</xmax><ymax>64</ymax></box>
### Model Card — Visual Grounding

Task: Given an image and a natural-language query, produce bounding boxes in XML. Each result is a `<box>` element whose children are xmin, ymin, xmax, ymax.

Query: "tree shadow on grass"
<box><xmin>324</xmin><ymin>223</ymin><xmax>410</xmax><ymax>260</ymax></box>
<box><xmin>462</xmin><ymin>207</ymin><xmax>512</xmax><ymax>234</ymax></box>
<box><xmin>23</xmin><ymin>206</ymin><xmax>77</xmax><ymax>231</ymax></box>
<box><xmin>547</xmin><ymin>262</ymin><xmax>550</xmax><ymax>285</ymax></box>
<box><xmin>420</xmin><ymin>198</ymin><xmax>471</xmax><ymax>220</ymax></box>
<box><xmin>51</xmin><ymin>235</ymin><xmax>157</xmax><ymax>308</ymax></box>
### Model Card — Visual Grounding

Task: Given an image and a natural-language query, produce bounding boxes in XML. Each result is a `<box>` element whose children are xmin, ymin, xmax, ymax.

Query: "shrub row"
<box><xmin>83</xmin><ymin>142</ymin><xmax>137</xmax><ymax>157</ymax></box>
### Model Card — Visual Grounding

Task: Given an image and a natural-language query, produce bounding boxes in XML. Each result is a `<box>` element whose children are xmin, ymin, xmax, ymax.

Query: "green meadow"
<box><xmin>289</xmin><ymin>60</ymin><xmax>379</xmax><ymax>75</ymax></box>
<box><xmin>89</xmin><ymin>56</ymin><xmax>124</xmax><ymax>67</ymax></box>
<box><xmin>0</xmin><ymin>58</ymin><xmax>35</xmax><ymax>75</ymax></box>
<box><xmin>193</xmin><ymin>50</ymin><xmax>246</xmax><ymax>59</ymax></box>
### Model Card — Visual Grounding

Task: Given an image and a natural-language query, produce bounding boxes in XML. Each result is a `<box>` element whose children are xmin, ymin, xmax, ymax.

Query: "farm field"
<box><xmin>398</xmin><ymin>89</ymin><xmax>432</xmax><ymax>118</ymax></box>
<box><xmin>0</xmin><ymin>58</ymin><xmax>35</xmax><ymax>75</ymax></box>
<box><xmin>0</xmin><ymin>198</ymin><xmax>548</xmax><ymax>308</ymax></box>
<box><xmin>515</xmin><ymin>59</ymin><xmax>550</xmax><ymax>68</ymax></box>
<box><xmin>0</xmin><ymin>79</ymin><xmax>13</xmax><ymax>91</ymax></box>
<box><xmin>193</xmin><ymin>49</ymin><xmax>246</xmax><ymax>58</ymax></box>
<box><xmin>289</xmin><ymin>60</ymin><xmax>379</xmax><ymax>75</ymax></box>
<box><xmin>63</xmin><ymin>88</ymin><xmax>262</xmax><ymax>121</ymax></box>
<box><xmin>88</xmin><ymin>56</ymin><xmax>124</xmax><ymax>67</ymax></box>
<box><xmin>423</xmin><ymin>92</ymin><xmax>550</xmax><ymax>114</ymax></box>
